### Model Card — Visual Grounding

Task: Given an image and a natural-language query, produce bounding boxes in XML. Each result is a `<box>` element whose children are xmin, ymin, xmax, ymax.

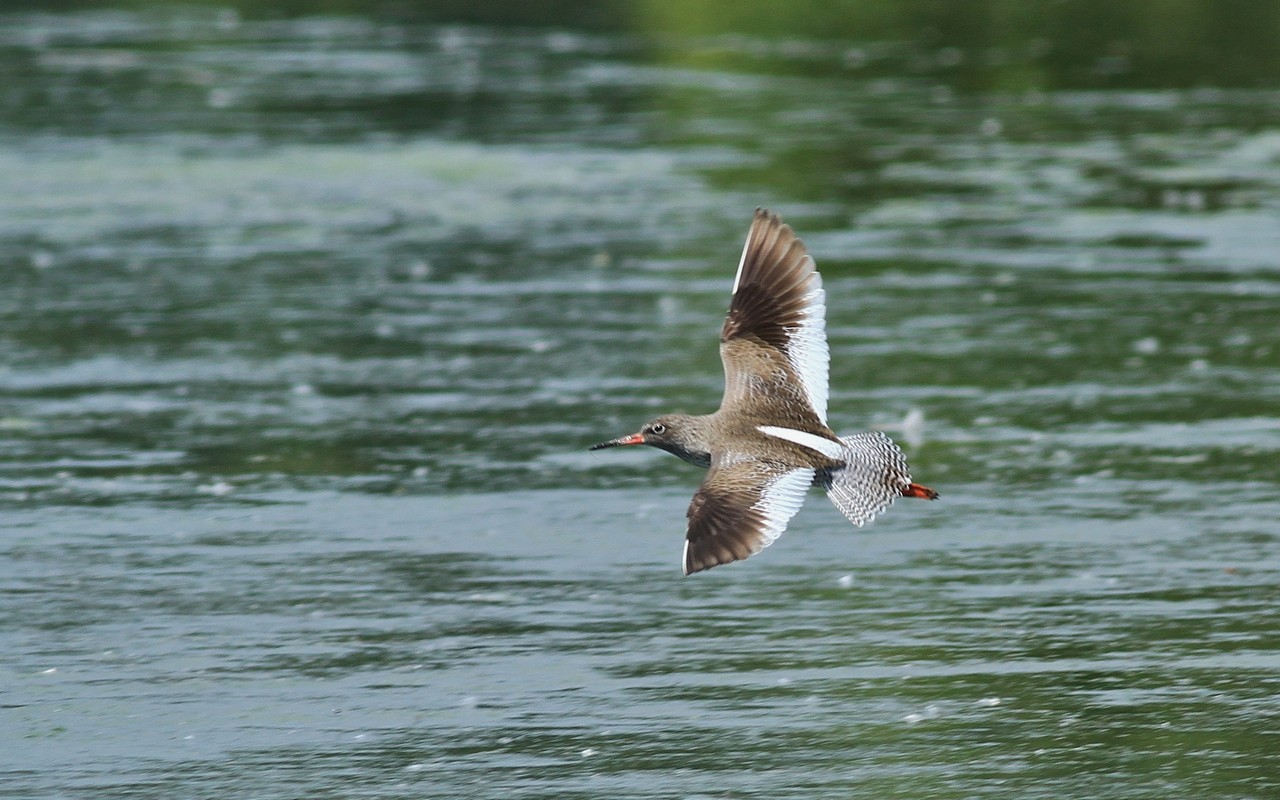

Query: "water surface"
<box><xmin>1</xmin><ymin>7</ymin><xmax>1278</xmax><ymax>799</ymax></box>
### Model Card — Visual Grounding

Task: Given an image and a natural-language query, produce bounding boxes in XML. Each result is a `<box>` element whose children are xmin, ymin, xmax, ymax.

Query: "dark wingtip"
<box><xmin>681</xmin><ymin>538</ymin><xmax>745</xmax><ymax>576</ymax></box>
<box><xmin>682</xmin><ymin>553</ymin><xmax>722</xmax><ymax>576</ymax></box>
<box><xmin>754</xmin><ymin>206</ymin><xmax>780</xmax><ymax>223</ymax></box>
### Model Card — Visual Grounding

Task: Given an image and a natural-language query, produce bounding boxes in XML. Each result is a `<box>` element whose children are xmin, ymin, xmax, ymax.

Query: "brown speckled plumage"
<box><xmin>592</xmin><ymin>209</ymin><xmax>936</xmax><ymax>575</ymax></box>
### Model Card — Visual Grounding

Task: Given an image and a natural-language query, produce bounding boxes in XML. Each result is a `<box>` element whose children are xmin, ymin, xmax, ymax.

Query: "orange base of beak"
<box><xmin>589</xmin><ymin>431</ymin><xmax>647</xmax><ymax>450</ymax></box>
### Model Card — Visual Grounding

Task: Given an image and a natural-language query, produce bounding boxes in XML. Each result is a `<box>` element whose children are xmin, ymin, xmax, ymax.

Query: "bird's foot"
<box><xmin>903</xmin><ymin>483</ymin><xmax>939</xmax><ymax>500</ymax></box>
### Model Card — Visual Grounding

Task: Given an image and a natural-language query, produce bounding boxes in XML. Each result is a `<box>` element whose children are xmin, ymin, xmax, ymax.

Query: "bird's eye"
<box><xmin>650</xmin><ymin>423</ymin><xmax>666</xmax><ymax>435</ymax></box>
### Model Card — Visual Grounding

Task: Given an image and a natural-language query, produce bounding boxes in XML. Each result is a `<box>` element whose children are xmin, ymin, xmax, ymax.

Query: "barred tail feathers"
<box><xmin>821</xmin><ymin>431</ymin><xmax>930</xmax><ymax>526</ymax></box>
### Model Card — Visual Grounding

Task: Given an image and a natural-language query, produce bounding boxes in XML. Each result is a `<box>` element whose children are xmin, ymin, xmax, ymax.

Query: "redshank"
<box><xmin>592</xmin><ymin>208</ymin><xmax>937</xmax><ymax>575</ymax></box>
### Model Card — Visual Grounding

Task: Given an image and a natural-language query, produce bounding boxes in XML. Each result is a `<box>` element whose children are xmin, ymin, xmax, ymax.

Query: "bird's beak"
<box><xmin>590</xmin><ymin>432</ymin><xmax>646</xmax><ymax>450</ymax></box>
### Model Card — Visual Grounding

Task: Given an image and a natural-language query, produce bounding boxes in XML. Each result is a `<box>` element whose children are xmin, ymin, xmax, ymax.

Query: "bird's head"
<box><xmin>590</xmin><ymin>414</ymin><xmax>711</xmax><ymax>467</ymax></box>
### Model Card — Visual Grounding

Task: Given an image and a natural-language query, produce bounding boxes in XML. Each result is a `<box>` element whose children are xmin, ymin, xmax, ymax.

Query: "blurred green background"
<box><xmin>15</xmin><ymin>0</ymin><xmax>1280</xmax><ymax>88</ymax></box>
<box><xmin>3</xmin><ymin>3</ymin><xmax>1279</xmax><ymax>799</ymax></box>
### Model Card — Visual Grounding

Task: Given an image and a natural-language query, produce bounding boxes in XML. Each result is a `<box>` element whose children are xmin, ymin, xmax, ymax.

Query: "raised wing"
<box><xmin>720</xmin><ymin>208</ymin><xmax>830</xmax><ymax>424</ymax></box>
<box><xmin>682</xmin><ymin>458</ymin><xmax>815</xmax><ymax>575</ymax></box>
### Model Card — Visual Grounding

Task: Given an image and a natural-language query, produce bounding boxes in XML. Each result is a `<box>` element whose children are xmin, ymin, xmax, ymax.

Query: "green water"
<box><xmin>1</xmin><ymin>5</ymin><xmax>1278</xmax><ymax>799</ymax></box>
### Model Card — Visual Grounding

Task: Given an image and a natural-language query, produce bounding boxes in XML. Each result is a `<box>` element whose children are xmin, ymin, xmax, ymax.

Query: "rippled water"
<box><xmin>2</xmin><ymin>8</ymin><xmax>1279</xmax><ymax>799</ymax></box>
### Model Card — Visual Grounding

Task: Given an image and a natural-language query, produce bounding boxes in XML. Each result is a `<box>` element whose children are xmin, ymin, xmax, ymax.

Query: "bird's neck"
<box><xmin>665</xmin><ymin>414</ymin><xmax>715</xmax><ymax>468</ymax></box>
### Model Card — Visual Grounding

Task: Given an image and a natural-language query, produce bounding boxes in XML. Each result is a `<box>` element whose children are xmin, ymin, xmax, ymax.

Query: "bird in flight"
<box><xmin>592</xmin><ymin>208</ymin><xmax>937</xmax><ymax>574</ymax></box>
